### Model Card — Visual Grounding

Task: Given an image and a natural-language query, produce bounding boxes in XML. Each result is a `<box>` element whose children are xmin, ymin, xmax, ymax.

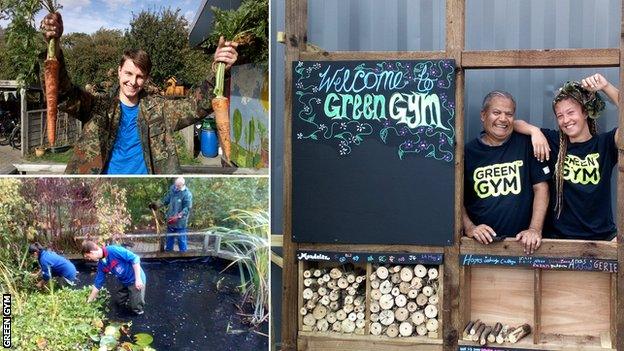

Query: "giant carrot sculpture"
<box><xmin>42</xmin><ymin>0</ymin><xmax>62</xmax><ymax>146</ymax></box>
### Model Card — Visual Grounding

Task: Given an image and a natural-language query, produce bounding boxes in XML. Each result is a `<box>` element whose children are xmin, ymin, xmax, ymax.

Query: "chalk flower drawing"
<box><xmin>293</xmin><ymin>60</ymin><xmax>456</xmax><ymax>162</ymax></box>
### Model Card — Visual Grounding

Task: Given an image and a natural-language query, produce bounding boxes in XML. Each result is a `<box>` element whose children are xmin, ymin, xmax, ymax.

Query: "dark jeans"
<box><xmin>166</xmin><ymin>226</ymin><xmax>188</xmax><ymax>252</ymax></box>
<box><xmin>117</xmin><ymin>284</ymin><xmax>146</xmax><ymax>314</ymax></box>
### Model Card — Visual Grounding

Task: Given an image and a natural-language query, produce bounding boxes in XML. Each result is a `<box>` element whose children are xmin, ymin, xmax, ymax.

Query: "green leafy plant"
<box><xmin>214</xmin><ymin>209</ymin><xmax>268</xmax><ymax>327</ymax></box>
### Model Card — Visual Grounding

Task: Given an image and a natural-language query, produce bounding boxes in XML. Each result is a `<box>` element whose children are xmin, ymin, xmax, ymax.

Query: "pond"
<box><xmin>74</xmin><ymin>257</ymin><xmax>268</xmax><ymax>351</ymax></box>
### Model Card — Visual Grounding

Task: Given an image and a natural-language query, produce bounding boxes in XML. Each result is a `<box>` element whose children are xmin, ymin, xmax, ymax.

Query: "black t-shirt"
<box><xmin>464</xmin><ymin>132</ymin><xmax>551</xmax><ymax>238</ymax></box>
<box><xmin>542</xmin><ymin>128</ymin><xmax>618</xmax><ymax>240</ymax></box>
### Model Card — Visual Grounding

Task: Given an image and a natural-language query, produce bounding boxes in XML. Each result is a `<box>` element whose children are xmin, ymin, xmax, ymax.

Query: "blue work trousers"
<box><xmin>166</xmin><ymin>226</ymin><xmax>188</xmax><ymax>252</ymax></box>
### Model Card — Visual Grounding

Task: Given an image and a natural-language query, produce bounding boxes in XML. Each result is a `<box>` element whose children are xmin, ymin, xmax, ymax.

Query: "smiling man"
<box><xmin>40</xmin><ymin>12</ymin><xmax>238</xmax><ymax>174</ymax></box>
<box><xmin>462</xmin><ymin>91</ymin><xmax>550</xmax><ymax>255</ymax></box>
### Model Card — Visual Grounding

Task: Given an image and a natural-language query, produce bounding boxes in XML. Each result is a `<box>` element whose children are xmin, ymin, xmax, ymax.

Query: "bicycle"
<box><xmin>0</xmin><ymin>109</ymin><xmax>18</xmax><ymax>146</ymax></box>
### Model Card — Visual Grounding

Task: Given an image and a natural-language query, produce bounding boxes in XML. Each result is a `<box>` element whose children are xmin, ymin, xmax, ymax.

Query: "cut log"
<box><xmin>399</xmin><ymin>321</ymin><xmax>413</xmax><ymax>337</ymax></box>
<box><xmin>303</xmin><ymin>278</ymin><xmax>313</xmax><ymax>287</ymax></box>
<box><xmin>370</xmin><ymin>313</ymin><xmax>379</xmax><ymax>322</ymax></box>
<box><xmin>316</xmin><ymin>318</ymin><xmax>329</xmax><ymax>332</ymax></box>
<box><xmin>379</xmin><ymin>294</ymin><xmax>395</xmax><ymax>310</ymax></box>
<box><xmin>303</xmin><ymin>314</ymin><xmax>316</xmax><ymax>327</ymax></box>
<box><xmin>470</xmin><ymin>319</ymin><xmax>483</xmax><ymax>335</ymax></box>
<box><xmin>411</xmin><ymin>311</ymin><xmax>425</xmax><ymax>325</ymax></box>
<box><xmin>414</xmin><ymin>265</ymin><xmax>427</xmax><ymax>278</ymax></box>
<box><xmin>336</xmin><ymin>309</ymin><xmax>347</xmax><ymax>321</ymax></box>
<box><xmin>327</xmin><ymin>280</ymin><xmax>337</xmax><ymax>289</ymax></box>
<box><xmin>312</xmin><ymin>305</ymin><xmax>327</xmax><ymax>320</ymax></box>
<box><xmin>300</xmin><ymin>307</ymin><xmax>308</xmax><ymax>316</ymax></box>
<box><xmin>313</xmin><ymin>269</ymin><xmax>322</xmax><ymax>278</ymax></box>
<box><xmin>341</xmin><ymin>319</ymin><xmax>356</xmax><ymax>333</ymax></box>
<box><xmin>376</xmin><ymin>266</ymin><xmax>389</xmax><ymax>280</ymax></box>
<box><xmin>337</xmin><ymin>277</ymin><xmax>349</xmax><ymax>289</ymax></box>
<box><xmin>496</xmin><ymin>325</ymin><xmax>510</xmax><ymax>344</ymax></box>
<box><xmin>424</xmin><ymin>304</ymin><xmax>438</xmax><ymax>318</ymax></box>
<box><xmin>348</xmin><ymin>312</ymin><xmax>357</xmax><ymax>322</ymax></box>
<box><xmin>370</xmin><ymin>322</ymin><xmax>383</xmax><ymax>335</ymax></box>
<box><xmin>508</xmin><ymin>324</ymin><xmax>531</xmax><ymax>344</ymax></box>
<box><xmin>319</xmin><ymin>295</ymin><xmax>330</xmax><ymax>306</ymax></box>
<box><xmin>395</xmin><ymin>307</ymin><xmax>409</xmax><ymax>322</ymax></box>
<box><xmin>329</xmin><ymin>301</ymin><xmax>339</xmax><ymax>311</ymax></box>
<box><xmin>344</xmin><ymin>295</ymin><xmax>354</xmax><ymax>305</ymax></box>
<box><xmin>398</xmin><ymin>282</ymin><xmax>411</xmax><ymax>294</ymax></box>
<box><xmin>370</xmin><ymin>301</ymin><xmax>380</xmax><ymax>313</ymax></box>
<box><xmin>371</xmin><ymin>289</ymin><xmax>382</xmax><ymax>300</ymax></box>
<box><xmin>427</xmin><ymin>267</ymin><xmax>439</xmax><ymax>280</ymax></box>
<box><xmin>479</xmin><ymin>326</ymin><xmax>492</xmax><ymax>346</ymax></box>
<box><xmin>407</xmin><ymin>289</ymin><xmax>419</xmax><ymax>299</ymax></box>
<box><xmin>346</xmin><ymin>274</ymin><xmax>355</xmax><ymax>284</ymax></box>
<box><xmin>416</xmin><ymin>293</ymin><xmax>428</xmax><ymax>306</ymax></box>
<box><xmin>329</xmin><ymin>268</ymin><xmax>342</xmax><ymax>279</ymax></box>
<box><xmin>343</xmin><ymin>303</ymin><xmax>354</xmax><ymax>313</ymax></box>
<box><xmin>488</xmin><ymin>322</ymin><xmax>502</xmax><ymax>343</ymax></box>
<box><xmin>428</xmin><ymin>294</ymin><xmax>439</xmax><ymax>305</ymax></box>
<box><xmin>386</xmin><ymin>323</ymin><xmax>399</xmax><ymax>338</ymax></box>
<box><xmin>406</xmin><ymin>301</ymin><xmax>418</xmax><ymax>313</ymax></box>
<box><xmin>326</xmin><ymin>312</ymin><xmax>337</xmax><ymax>324</ymax></box>
<box><xmin>462</xmin><ymin>320</ymin><xmax>475</xmax><ymax>340</ymax></box>
<box><xmin>303</xmin><ymin>270</ymin><xmax>312</xmax><ymax>278</ymax></box>
<box><xmin>379</xmin><ymin>309</ymin><xmax>395</xmax><ymax>326</ymax></box>
<box><xmin>356</xmin><ymin>312</ymin><xmax>365</xmax><ymax>320</ymax></box>
<box><xmin>303</xmin><ymin>288</ymin><xmax>314</xmax><ymax>300</ymax></box>
<box><xmin>318</xmin><ymin>287</ymin><xmax>327</xmax><ymax>296</ymax></box>
<box><xmin>322</xmin><ymin>274</ymin><xmax>331</xmax><ymax>282</ymax></box>
<box><xmin>332</xmin><ymin>321</ymin><xmax>342</xmax><ymax>332</ymax></box>
<box><xmin>391</xmin><ymin>273</ymin><xmax>401</xmax><ymax>284</ymax></box>
<box><xmin>416</xmin><ymin>324</ymin><xmax>428</xmax><ymax>336</ymax></box>
<box><xmin>411</xmin><ymin>277</ymin><xmax>423</xmax><ymax>290</ymax></box>
<box><xmin>426</xmin><ymin>318</ymin><xmax>439</xmax><ymax>332</ymax></box>
<box><xmin>379</xmin><ymin>280</ymin><xmax>393</xmax><ymax>294</ymax></box>
<box><xmin>422</xmin><ymin>286</ymin><xmax>434</xmax><ymax>297</ymax></box>
<box><xmin>329</xmin><ymin>290</ymin><xmax>340</xmax><ymax>302</ymax></box>
<box><xmin>391</xmin><ymin>287</ymin><xmax>401</xmax><ymax>297</ymax></box>
<box><xmin>400</xmin><ymin>267</ymin><xmax>414</xmax><ymax>282</ymax></box>
<box><xmin>472</xmin><ymin>323</ymin><xmax>485</xmax><ymax>342</ymax></box>
<box><xmin>395</xmin><ymin>294</ymin><xmax>407</xmax><ymax>307</ymax></box>
<box><xmin>371</xmin><ymin>280</ymin><xmax>381</xmax><ymax>289</ymax></box>
<box><xmin>356</xmin><ymin>318</ymin><xmax>366</xmax><ymax>329</ymax></box>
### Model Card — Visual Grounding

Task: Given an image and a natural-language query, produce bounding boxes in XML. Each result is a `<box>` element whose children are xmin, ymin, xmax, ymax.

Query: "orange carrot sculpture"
<box><xmin>212</xmin><ymin>60</ymin><xmax>231</xmax><ymax>161</ymax></box>
<box><xmin>42</xmin><ymin>0</ymin><xmax>61</xmax><ymax>146</ymax></box>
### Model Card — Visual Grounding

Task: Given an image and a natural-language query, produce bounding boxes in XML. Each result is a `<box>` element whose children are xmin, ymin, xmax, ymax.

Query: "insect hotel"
<box><xmin>277</xmin><ymin>1</ymin><xmax>624</xmax><ymax>351</ymax></box>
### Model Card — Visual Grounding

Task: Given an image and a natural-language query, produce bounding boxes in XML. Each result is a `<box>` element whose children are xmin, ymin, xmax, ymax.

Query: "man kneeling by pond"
<box><xmin>82</xmin><ymin>240</ymin><xmax>146</xmax><ymax>315</ymax></box>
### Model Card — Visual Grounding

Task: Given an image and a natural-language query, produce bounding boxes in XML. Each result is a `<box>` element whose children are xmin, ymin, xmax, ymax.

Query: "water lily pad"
<box><xmin>104</xmin><ymin>325</ymin><xmax>120</xmax><ymax>339</ymax></box>
<box><xmin>99</xmin><ymin>335</ymin><xmax>118</xmax><ymax>350</ymax></box>
<box><xmin>134</xmin><ymin>333</ymin><xmax>154</xmax><ymax>346</ymax></box>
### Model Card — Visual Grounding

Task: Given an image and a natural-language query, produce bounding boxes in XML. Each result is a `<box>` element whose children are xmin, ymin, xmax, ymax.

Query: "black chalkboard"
<box><xmin>292</xmin><ymin>60</ymin><xmax>456</xmax><ymax>245</ymax></box>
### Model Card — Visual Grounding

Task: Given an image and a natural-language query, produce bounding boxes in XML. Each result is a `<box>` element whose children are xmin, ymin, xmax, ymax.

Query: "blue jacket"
<box><xmin>161</xmin><ymin>185</ymin><xmax>192</xmax><ymax>229</ymax></box>
<box><xmin>94</xmin><ymin>245</ymin><xmax>146</xmax><ymax>289</ymax></box>
<box><xmin>38</xmin><ymin>250</ymin><xmax>77</xmax><ymax>281</ymax></box>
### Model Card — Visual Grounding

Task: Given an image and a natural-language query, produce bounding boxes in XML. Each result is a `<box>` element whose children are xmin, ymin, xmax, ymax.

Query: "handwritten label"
<box><xmin>460</xmin><ymin>254</ymin><xmax>617</xmax><ymax>273</ymax></box>
<box><xmin>293</xmin><ymin>60</ymin><xmax>456</xmax><ymax>161</ymax></box>
<box><xmin>297</xmin><ymin>250</ymin><xmax>443</xmax><ymax>265</ymax></box>
<box><xmin>459</xmin><ymin>346</ymin><xmax>543</xmax><ymax>351</ymax></box>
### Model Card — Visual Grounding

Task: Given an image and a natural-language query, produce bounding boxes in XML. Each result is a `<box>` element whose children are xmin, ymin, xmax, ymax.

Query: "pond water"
<box><xmin>75</xmin><ymin>257</ymin><xmax>268</xmax><ymax>351</ymax></box>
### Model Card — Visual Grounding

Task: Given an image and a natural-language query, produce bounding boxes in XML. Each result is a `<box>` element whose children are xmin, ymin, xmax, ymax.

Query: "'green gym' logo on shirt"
<box><xmin>473</xmin><ymin>160</ymin><xmax>523</xmax><ymax>198</ymax></box>
<box><xmin>562</xmin><ymin>153</ymin><xmax>600</xmax><ymax>185</ymax></box>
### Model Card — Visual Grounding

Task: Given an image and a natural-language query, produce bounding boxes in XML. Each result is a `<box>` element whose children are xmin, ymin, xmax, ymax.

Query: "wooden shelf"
<box><xmin>299</xmin><ymin>331</ymin><xmax>443</xmax><ymax>351</ymax></box>
<box><xmin>458</xmin><ymin>338</ymin><xmax>614</xmax><ymax>351</ymax></box>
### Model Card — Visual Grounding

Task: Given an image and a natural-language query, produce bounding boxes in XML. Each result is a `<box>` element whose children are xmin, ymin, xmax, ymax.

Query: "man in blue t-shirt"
<box><xmin>83</xmin><ymin>240</ymin><xmax>147</xmax><ymax>315</ymax></box>
<box><xmin>104</xmin><ymin>102</ymin><xmax>148</xmax><ymax>174</ymax></box>
<box><xmin>463</xmin><ymin>91</ymin><xmax>551</xmax><ymax>255</ymax></box>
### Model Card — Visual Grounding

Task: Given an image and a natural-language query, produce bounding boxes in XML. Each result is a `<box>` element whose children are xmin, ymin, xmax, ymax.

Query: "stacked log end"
<box><xmin>369</xmin><ymin>264</ymin><xmax>440</xmax><ymax>338</ymax></box>
<box><xmin>301</xmin><ymin>266</ymin><xmax>367</xmax><ymax>334</ymax></box>
<box><xmin>462</xmin><ymin>320</ymin><xmax>531</xmax><ymax>346</ymax></box>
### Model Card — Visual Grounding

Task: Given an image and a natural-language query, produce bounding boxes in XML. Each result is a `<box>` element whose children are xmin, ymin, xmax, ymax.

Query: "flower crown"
<box><xmin>553</xmin><ymin>81</ymin><xmax>605</xmax><ymax>119</ymax></box>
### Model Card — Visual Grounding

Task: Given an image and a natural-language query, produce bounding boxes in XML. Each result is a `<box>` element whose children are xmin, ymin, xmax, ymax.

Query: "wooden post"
<box><xmin>282</xmin><ymin>0</ymin><xmax>307</xmax><ymax>349</ymax></box>
<box><xmin>444</xmin><ymin>0</ymin><xmax>465</xmax><ymax>350</ymax></box>
<box><xmin>533</xmin><ymin>269</ymin><xmax>542</xmax><ymax>344</ymax></box>
<box><xmin>617</xmin><ymin>2</ymin><xmax>624</xmax><ymax>349</ymax></box>
<box><xmin>20</xmin><ymin>87</ymin><xmax>27</xmax><ymax>157</ymax></box>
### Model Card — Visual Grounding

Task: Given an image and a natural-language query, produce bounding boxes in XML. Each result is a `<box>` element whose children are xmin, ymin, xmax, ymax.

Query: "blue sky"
<box><xmin>2</xmin><ymin>0</ymin><xmax>204</xmax><ymax>34</ymax></box>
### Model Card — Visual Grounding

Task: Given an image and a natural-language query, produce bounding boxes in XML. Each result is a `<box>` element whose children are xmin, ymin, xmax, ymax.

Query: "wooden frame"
<box><xmin>281</xmin><ymin>1</ymin><xmax>624</xmax><ymax>350</ymax></box>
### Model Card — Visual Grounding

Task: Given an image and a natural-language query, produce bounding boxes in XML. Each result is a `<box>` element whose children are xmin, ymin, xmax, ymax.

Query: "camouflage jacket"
<box><xmin>46</xmin><ymin>51</ymin><xmax>219</xmax><ymax>174</ymax></box>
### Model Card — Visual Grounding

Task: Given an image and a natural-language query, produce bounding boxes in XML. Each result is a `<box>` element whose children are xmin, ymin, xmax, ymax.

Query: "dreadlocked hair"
<box><xmin>552</xmin><ymin>82</ymin><xmax>603</xmax><ymax>218</ymax></box>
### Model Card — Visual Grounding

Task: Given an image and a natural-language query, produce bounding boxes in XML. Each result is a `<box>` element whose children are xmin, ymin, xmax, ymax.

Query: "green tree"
<box><xmin>0</xmin><ymin>0</ymin><xmax>46</xmax><ymax>86</ymax></box>
<box><xmin>62</xmin><ymin>29</ymin><xmax>124</xmax><ymax>88</ymax></box>
<box><xmin>124</xmin><ymin>8</ymin><xmax>190</xmax><ymax>87</ymax></box>
<box><xmin>0</xmin><ymin>27</ymin><xmax>16</xmax><ymax>80</ymax></box>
